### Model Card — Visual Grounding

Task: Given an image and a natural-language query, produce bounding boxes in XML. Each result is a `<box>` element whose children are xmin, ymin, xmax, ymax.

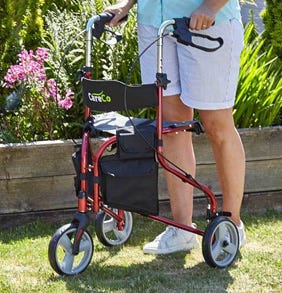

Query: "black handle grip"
<box><xmin>92</xmin><ymin>13</ymin><xmax>128</xmax><ymax>40</ymax></box>
<box><xmin>173</xmin><ymin>17</ymin><xmax>223</xmax><ymax>52</ymax></box>
<box><xmin>92</xmin><ymin>12</ymin><xmax>114</xmax><ymax>39</ymax></box>
<box><xmin>98</xmin><ymin>12</ymin><xmax>128</xmax><ymax>23</ymax></box>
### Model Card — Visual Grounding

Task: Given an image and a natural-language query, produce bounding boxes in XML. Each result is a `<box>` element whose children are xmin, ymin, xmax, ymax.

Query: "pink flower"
<box><xmin>35</xmin><ymin>48</ymin><xmax>49</xmax><ymax>64</ymax></box>
<box><xmin>3</xmin><ymin>47</ymin><xmax>74</xmax><ymax>110</ymax></box>
<box><xmin>26</xmin><ymin>60</ymin><xmax>46</xmax><ymax>81</ymax></box>
<box><xmin>65</xmin><ymin>89</ymin><xmax>75</xmax><ymax>99</ymax></box>
<box><xmin>4</xmin><ymin>65</ymin><xmax>26</xmax><ymax>87</ymax></box>
<box><xmin>18</xmin><ymin>50</ymin><xmax>34</xmax><ymax>65</ymax></box>
<box><xmin>58</xmin><ymin>97</ymin><xmax>73</xmax><ymax>110</ymax></box>
<box><xmin>58</xmin><ymin>90</ymin><xmax>74</xmax><ymax>110</ymax></box>
<box><xmin>47</xmin><ymin>79</ymin><xmax>58</xmax><ymax>100</ymax></box>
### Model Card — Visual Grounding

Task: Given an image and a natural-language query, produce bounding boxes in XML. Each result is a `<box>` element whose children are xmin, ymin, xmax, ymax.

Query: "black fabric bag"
<box><xmin>116</xmin><ymin>125</ymin><xmax>156</xmax><ymax>159</ymax></box>
<box><xmin>99</xmin><ymin>155</ymin><xmax>159</xmax><ymax>215</ymax></box>
<box><xmin>99</xmin><ymin>126</ymin><xmax>159</xmax><ymax>215</ymax></box>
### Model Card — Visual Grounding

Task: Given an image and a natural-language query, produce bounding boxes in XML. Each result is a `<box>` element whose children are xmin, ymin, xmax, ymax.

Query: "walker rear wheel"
<box><xmin>95</xmin><ymin>209</ymin><xmax>133</xmax><ymax>246</ymax></box>
<box><xmin>202</xmin><ymin>216</ymin><xmax>239</xmax><ymax>268</ymax></box>
<box><xmin>48</xmin><ymin>223</ymin><xmax>93</xmax><ymax>275</ymax></box>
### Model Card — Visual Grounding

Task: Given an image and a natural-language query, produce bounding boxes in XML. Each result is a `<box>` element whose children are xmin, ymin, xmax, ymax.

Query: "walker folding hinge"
<box><xmin>156</xmin><ymin>73</ymin><xmax>171</xmax><ymax>89</ymax></box>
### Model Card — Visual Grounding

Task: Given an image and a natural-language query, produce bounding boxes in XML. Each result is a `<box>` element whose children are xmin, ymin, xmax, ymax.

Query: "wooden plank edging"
<box><xmin>0</xmin><ymin>126</ymin><xmax>281</xmax><ymax>215</ymax></box>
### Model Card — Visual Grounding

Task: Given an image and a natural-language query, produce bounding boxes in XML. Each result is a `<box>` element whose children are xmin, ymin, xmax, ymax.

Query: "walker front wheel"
<box><xmin>202</xmin><ymin>216</ymin><xmax>239</xmax><ymax>268</ymax></box>
<box><xmin>48</xmin><ymin>223</ymin><xmax>93</xmax><ymax>275</ymax></box>
<box><xmin>95</xmin><ymin>209</ymin><xmax>133</xmax><ymax>246</ymax></box>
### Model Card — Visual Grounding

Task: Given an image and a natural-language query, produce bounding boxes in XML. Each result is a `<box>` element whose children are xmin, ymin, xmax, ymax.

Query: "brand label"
<box><xmin>88</xmin><ymin>91</ymin><xmax>111</xmax><ymax>103</ymax></box>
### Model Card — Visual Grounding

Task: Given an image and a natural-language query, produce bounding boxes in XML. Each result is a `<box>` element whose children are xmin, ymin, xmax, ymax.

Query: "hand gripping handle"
<box><xmin>173</xmin><ymin>17</ymin><xmax>224</xmax><ymax>52</ymax></box>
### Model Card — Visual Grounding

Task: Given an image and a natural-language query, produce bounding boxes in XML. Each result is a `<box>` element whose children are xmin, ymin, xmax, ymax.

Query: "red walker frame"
<box><xmin>77</xmin><ymin>16</ymin><xmax>218</xmax><ymax>237</ymax></box>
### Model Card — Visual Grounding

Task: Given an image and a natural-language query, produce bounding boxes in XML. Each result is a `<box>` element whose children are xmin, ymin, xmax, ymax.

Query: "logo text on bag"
<box><xmin>88</xmin><ymin>91</ymin><xmax>111</xmax><ymax>103</ymax></box>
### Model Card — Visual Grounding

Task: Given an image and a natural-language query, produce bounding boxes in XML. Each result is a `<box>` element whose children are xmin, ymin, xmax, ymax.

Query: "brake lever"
<box><xmin>172</xmin><ymin>17</ymin><xmax>224</xmax><ymax>52</ymax></box>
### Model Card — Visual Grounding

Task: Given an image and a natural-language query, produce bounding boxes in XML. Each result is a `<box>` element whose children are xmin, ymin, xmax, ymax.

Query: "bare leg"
<box><xmin>199</xmin><ymin>108</ymin><xmax>245</xmax><ymax>226</ymax></box>
<box><xmin>162</xmin><ymin>95</ymin><xmax>195</xmax><ymax>226</ymax></box>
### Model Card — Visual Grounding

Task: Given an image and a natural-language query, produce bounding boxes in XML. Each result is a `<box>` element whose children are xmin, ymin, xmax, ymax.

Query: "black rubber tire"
<box><xmin>202</xmin><ymin>216</ymin><xmax>239</xmax><ymax>268</ymax></box>
<box><xmin>48</xmin><ymin>223</ymin><xmax>93</xmax><ymax>275</ymax></box>
<box><xmin>95</xmin><ymin>209</ymin><xmax>133</xmax><ymax>246</ymax></box>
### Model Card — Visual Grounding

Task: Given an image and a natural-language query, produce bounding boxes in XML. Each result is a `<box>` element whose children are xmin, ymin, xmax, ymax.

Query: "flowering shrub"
<box><xmin>1</xmin><ymin>48</ymin><xmax>75</xmax><ymax>142</ymax></box>
<box><xmin>4</xmin><ymin>48</ymin><xmax>74</xmax><ymax>110</ymax></box>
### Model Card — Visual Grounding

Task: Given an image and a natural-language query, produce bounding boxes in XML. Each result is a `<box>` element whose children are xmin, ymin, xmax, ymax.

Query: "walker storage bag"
<box><xmin>99</xmin><ymin>125</ymin><xmax>159</xmax><ymax>215</ymax></box>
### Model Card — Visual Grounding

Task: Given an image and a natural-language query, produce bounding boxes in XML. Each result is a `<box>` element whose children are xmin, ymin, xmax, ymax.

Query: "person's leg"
<box><xmin>142</xmin><ymin>95</ymin><xmax>200</xmax><ymax>255</ymax></box>
<box><xmin>177</xmin><ymin>19</ymin><xmax>246</xmax><ymax>244</ymax></box>
<box><xmin>198</xmin><ymin>108</ymin><xmax>245</xmax><ymax>227</ymax></box>
<box><xmin>138</xmin><ymin>24</ymin><xmax>196</xmax><ymax>226</ymax></box>
<box><xmin>162</xmin><ymin>94</ymin><xmax>195</xmax><ymax>226</ymax></box>
<box><xmin>138</xmin><ymin>25</ymin><xmax>199</xmax><ymax>253</ymax></box>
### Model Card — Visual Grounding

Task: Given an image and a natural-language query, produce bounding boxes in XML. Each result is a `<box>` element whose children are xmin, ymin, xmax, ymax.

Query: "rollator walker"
<box><xmin>48</xmin><ymin>13</ymin><xmax>240</xmax><ymax>275</ymax></box>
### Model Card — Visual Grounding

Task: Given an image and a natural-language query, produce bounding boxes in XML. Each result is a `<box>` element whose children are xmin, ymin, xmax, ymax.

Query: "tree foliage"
<box><xmin>262</xmin><ymin>0</ymin><xmax>282</xmax><ymax>60</ymax></box>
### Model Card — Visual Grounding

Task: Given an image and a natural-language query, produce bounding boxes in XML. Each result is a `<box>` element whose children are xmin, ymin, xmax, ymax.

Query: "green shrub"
<box><xmin>1</xmin><ymin>48</ymin><xmax>75</xmax><ymax>142</ymax></box>
<box><xmin>0</xmin><ymin>0</ymin><xmax>28</xmax><ymax>103</ymax></box>
<box><xmin>0</xmin><ymin>0</ymin><xmax>140</xmax><ymax>142</ymax></box>
<box><xmin>234</xmin><ymin>21</ymin><xmax>282</xmax><ymax>127</ymax></box>
<box><xmin>41</xmin><ymin>0</ymin><xmax>139</xmax><ymax>138</ymax></box>
<box><xmin>262</xmin><ymin>0</ymin><xmax>282</xmax><ymax>60</ymax></box>
<box><xmin>0</xmin><ymin>0</ymin><xmax>99</xmax><ymax>103</ymax></box>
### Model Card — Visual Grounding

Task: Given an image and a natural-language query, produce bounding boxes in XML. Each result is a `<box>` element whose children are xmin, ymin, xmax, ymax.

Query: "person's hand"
<box><xmin>189</xmin><ymin>5</ymin><xmax>216</xmax><ymax>30</ymax></box>
<box><xmin>104</xmin><ymin>0</ymin><xmax>134</xmax><ymax>26</ymax></box>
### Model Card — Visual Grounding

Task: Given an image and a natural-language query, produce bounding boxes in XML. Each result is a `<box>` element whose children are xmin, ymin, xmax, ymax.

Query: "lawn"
<box><xmin>0</xmin><ymin>210</ymin><xmax>281</xmax><ymax>293</ymax></box>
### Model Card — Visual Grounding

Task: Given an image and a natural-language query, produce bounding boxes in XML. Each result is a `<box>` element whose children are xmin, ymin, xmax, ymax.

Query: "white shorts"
<box><xmin>137</xmin><ymin>19</ymin><xmax>244</xmax><ymax>110</ymax></box>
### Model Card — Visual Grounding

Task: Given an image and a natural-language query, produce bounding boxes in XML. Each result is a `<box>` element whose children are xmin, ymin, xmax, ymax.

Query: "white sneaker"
<box><xmin>143</xmin><ymin>225</ymin><xmax>199</xmax><ymax>255</ymax></box>
<box><xmin>237</xmin><ymin>221</ymin><xmax>246</xmax><ymax>247</ymax></box>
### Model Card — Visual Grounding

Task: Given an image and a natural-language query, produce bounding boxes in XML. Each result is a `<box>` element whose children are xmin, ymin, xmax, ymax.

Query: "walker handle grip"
<box><xmin>92</xmin><ymin>12</ymin><xmax>128</xmax><ymax>39</ymax></box>
<box><xmin>173</xmin><ymin>17</ymin><xmax>224</xmax><ymax>52</ymax></box>
<box><xmin>92</xmin><ymin>12</ymin><xmax>114</xmax><ymax>39</ymax></box>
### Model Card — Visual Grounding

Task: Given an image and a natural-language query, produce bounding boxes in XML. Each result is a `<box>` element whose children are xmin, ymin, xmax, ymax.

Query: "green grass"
<box><xmin>0</xmin><ymin>211</ymin><xmax>281</xmax><ymax>293</ymax></box>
